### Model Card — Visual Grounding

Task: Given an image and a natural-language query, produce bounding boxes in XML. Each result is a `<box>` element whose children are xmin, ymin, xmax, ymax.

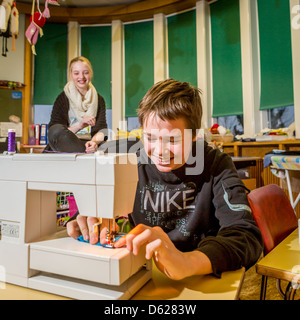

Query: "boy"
<box><xmin>67</xmin><ymin>79</ymin><xmax>263</xmax><ymax>280</ymax></box>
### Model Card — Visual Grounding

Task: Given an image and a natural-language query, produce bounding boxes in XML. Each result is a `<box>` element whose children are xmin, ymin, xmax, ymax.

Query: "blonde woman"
<box><xmin>46</xmin><ymin>56</ymin><xmax>107</xmax><ymax>153</ymax></box>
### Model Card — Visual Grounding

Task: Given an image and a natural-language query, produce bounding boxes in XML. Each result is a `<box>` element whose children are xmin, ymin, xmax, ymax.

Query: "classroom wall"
<box><xmin>0</xmin><ymin>14</ymin><xmax>25</xmax><ymax>84</ymax></box>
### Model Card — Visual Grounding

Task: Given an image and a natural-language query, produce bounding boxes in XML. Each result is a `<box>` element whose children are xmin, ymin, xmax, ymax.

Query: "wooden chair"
<box><xmin>247</xmin><ymin>184</ymin><xmax>298</xmax><ymax>299</ymax></box>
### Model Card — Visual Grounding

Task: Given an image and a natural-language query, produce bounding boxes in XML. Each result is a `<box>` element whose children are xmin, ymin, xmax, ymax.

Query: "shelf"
<box><xmin>20</xmin><ymin>145</ymin><xmax>46</xmax><ymax>153</ymax></box>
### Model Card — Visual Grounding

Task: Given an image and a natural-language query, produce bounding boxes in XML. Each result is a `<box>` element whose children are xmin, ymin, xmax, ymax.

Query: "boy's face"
<box><xmin>143</xmin><ymin>112</ymin><xmax>194</xmax><ymax>173</ymax></box>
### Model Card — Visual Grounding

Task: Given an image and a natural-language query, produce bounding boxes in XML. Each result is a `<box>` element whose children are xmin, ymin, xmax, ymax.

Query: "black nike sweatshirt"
<box><xmin>100</xmin><ymin>139</ymin><xmax>264</xmax><ymax>277</ymax></box>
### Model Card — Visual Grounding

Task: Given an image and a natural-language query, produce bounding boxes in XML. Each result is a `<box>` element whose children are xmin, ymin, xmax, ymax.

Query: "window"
<box><xmin>210</xmin><ymin>0</ymin><xmax>243</xmax><ymax>117</ymax></box>
<box><xmin>81</xmin><ymin>25</ymin><xmax>112</xmax><ymax>109</ymax></box>
<box><xmin>213</xmin><ymin>115</ymin><xmax>244</xmax><ymax>136</ymax></box>
<box><xmin>33</xmin><ymin>23</ymin><xmax>68</xmax><ymax>105</ymax></box>
<box><xmin>257</xmin><ymin>0</ymin><xmax>294</xmax><ymax>111</ymax></box>
<box><xmin>267</xmin><ymin>106</ymin><xmax>295</xmax><ymax>130</ymax></box>
<box><xmin>124</xmin><ymin>20</ymin><xmax>154</xmax><ymax>117</ymax></box>
<box><xmin>167</xmin><ymin>9</ymin><xmax>197</xmax><ymax>86</ymax></box>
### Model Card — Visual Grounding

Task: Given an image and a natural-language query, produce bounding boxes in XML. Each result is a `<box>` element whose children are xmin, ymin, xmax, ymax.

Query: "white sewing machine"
<box><xmin>0</xmin><ymin>152</ymin><xmax>151</xmax><ymax>300</ymax></box>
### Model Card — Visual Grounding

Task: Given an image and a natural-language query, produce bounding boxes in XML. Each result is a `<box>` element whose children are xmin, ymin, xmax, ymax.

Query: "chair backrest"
<box><xmin>247</xmin><ymin>184</ymin><xmax>298</xmax><ymax>255</ymax></box>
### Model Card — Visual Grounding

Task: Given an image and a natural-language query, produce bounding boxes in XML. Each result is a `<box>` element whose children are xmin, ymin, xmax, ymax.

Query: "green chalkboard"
<box><xmin>0</xmin><ymin>89</ymin><xmax>22</xmax><ymax>122</ymax></box>
<box><xmin>33</xmin><ymin>23</ymin><xmax>68</xmax><ymax>105</ymax></box>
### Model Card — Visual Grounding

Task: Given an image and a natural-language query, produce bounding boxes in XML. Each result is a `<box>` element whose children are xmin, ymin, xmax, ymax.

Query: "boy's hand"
<box><xmin>67</xmin><ymin>215</ymin><xmax>99</xmax><ymax>244</ymax></box>
<box><xmin>114</xmin><ymin>224</ymin><xmax>212</xmax><ymax>280</ymax></box>
<box><xmin>67</xmin><ymin>217</ymin><xmax>212</xmax><ymax>280</ymax></box>
<box><xmin>67</xmin><ymin>215</ymin><xmax>118</xmax><ymax>245</ymax></box>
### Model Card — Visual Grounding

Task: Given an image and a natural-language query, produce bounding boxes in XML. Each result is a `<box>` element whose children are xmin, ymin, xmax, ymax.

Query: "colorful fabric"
<box><xmin>77</xmin><ymin>235</ymin><xmax>124</xmax><ymax>248</ymax></box>
<box><xmin>271</xmin><ymin>156</ymin><xmax>300</xmax><ymax>170</ymax></box>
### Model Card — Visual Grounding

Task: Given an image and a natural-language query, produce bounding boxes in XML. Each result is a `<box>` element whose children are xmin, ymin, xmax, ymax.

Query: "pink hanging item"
<box><xmin>66</xmin><ymin>196</ymin><xmax>78</xmax><ymax>218</ymax></box>
<box><xmin>25</xmin><ymin>0</ymin><xmax>60</xmax><ymax>55</ymax></box>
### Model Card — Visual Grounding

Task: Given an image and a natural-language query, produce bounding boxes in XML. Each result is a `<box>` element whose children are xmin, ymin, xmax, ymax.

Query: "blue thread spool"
<box><xmin>8</xmin><ymin>129</ymin><xmax>16</xmax><ymax>154</ymax></box>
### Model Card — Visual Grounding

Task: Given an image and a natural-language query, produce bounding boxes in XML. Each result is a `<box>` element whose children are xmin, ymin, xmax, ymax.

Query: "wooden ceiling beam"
<box><xmin>17</xmin><ymin>0</ymin><xmax>213</xmax><ymax>24</ymax></box>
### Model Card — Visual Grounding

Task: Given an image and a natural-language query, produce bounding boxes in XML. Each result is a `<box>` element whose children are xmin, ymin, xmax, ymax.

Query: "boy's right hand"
<box><xmin>67</xmin><ymin>214</ymin><xmax>112</xmax><ymax>245</ymax></box>
<box><xmin>67</xmin><ymin>215</ymin><xmax>212</xmax><ymax>280</ymax></box>
<box><xmin>114</xmin><ymin>224</ymin><xmax>213</xmax><ymax>280</ymax></box>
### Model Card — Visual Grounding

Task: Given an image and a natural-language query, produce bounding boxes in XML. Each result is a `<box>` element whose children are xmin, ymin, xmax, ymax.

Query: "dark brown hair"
<box><xmin>138</xmin><ymin>79</ymin><xmax>202</xmax><ymax>136</ymax></box>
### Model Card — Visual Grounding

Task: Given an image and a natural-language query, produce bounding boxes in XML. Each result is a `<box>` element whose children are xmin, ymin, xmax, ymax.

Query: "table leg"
<box><xmin>285</xmin><ymin>169</ymin><xmax>300</xmax><ymax>211</ymax></box>
<box><xmin>285</xmin><ymin>170</ymin><xmax>294</xmax><ymax>209</ymax></box>
<box><xmin>275</xmin><ymin>279</ymin><xmax>285</xmax><ymax>299</ymax></box>
<box><xmin>260</xmin><ymin>275</ymin><xmax>268</xmax><ymax>300</ymax></box>
<box><xmin>284</xmin><ymin>282</ymin><xmax>297</xmax><ymax>300</ymax></box>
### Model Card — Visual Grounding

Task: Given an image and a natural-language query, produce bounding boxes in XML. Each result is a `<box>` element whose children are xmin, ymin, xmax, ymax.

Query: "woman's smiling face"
<box><xmin>70</xmin><ymin>61</ymin><xmax>91</xmax><ymax>93</ymax></box>
<box><xmin>142</xmin><ymin>112</ymin><xmax>194</xmax><ymax>173</ymax></box>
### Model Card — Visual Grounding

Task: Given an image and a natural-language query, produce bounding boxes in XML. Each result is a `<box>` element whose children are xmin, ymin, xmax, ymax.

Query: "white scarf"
<box><xmin>64</xmin><ymin>81</ymin><xmax>98</xmax><ymax>122</ymax></box>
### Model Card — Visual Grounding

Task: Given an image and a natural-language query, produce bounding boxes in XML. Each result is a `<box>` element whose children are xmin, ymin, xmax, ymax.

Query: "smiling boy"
<box><xmin>67</xmin><ymin>79</ymin><xmax>263</xmax><ymax>280</ymax></box>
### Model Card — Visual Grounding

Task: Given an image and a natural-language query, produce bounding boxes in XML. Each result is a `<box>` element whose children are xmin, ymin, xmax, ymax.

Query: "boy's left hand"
<box><xmin>114</xmin><ymin>224</ymin><xmax>206</xmax><ymax>280</ymax></box>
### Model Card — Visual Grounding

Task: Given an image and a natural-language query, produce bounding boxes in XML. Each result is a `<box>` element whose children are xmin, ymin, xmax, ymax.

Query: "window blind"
<box><xmin>167</xmin><ymin>9</ymin><xmax>197</xmax><ymax>87</ymax></box>
<box><xmin>210</xmin><ymin>0</ymin><xmax>243</xmax><ymax>117</ymax></box>
<box><xmin>33</xmin><ymin>23</ymin><xmax>68</xmax><ymax>105</ymax></box>
<box><xmin>257</xmin><ymin>0</ymin><xmax>294</xmax><ymax>110</ymax></box>
<box><xmin>81</xmin><ymin>25</ymin><xmax>112</xmax><ymax>109</ymax></box>
<box><xmin>124</xmin><ymin>20</ymin><xmax>154</xmax><ymax>118</ymax></box>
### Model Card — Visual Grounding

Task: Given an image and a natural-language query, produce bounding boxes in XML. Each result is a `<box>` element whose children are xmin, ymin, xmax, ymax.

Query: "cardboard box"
<box><xmin>0</xmin><ymin>122</ymin><xmax>22</xmax><ymax>137</ymax></box>
<box><xmin>211</xmin><ymin>134</ymin><xmax>234</xmax><ymax>143</ymax></box>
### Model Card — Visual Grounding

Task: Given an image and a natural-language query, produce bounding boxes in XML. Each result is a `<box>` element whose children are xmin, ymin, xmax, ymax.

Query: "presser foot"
<box><xmin>105</xmin><ymin>232</ymin><xmax>118</xmax><ymax>248</ymax></box>
<box><xmin>104</xmin><ymin>231</ymin><xmax>126</xmax><ymax>248</ymax></box>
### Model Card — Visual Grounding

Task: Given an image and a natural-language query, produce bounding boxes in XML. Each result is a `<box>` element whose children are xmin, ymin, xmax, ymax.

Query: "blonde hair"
<box><xmin>138</xmin><ymin>79</ymin><xmax>203</xmax><ymax>137</ymax></box>
<box><xmin>68</xmin><ymin>56</ymin><xmax>94</xmax><ymax>81</ymax></box>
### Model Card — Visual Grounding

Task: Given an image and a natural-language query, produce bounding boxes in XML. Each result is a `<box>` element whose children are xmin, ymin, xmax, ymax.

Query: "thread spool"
<box><xmin>7</xmin><ymin>129</ymin><xmax>16</xmax><ymax>154</ymax></box>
